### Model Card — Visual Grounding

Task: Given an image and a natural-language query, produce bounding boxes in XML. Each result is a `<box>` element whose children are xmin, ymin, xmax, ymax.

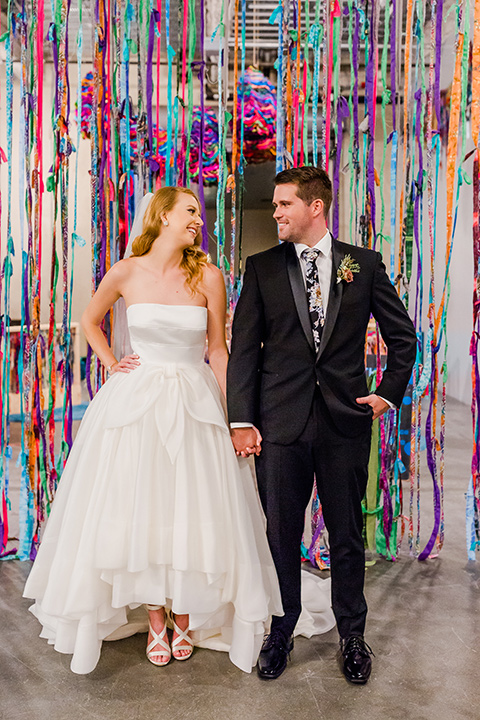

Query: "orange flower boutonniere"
<box><xmin>336</xmin><ymin>254</ymin><xmax>360</xmax><ymax>284</ymax></box>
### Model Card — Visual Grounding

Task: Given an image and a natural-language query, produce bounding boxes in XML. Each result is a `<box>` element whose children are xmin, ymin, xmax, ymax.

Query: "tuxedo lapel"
<box><xmin>285</xmin><ymin>242</ymin><xmax>315</xmax><ymax>353</ymax></box>
<box><xmin>317</xmin><ymin>239</ymin><xmax>344</xmax><ymax>359</ymax></box>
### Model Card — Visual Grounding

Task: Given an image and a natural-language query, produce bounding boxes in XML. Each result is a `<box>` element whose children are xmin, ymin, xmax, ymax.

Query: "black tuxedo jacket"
<box><xmin>227</xmin><ymin>239</ymin><xmax>417</xmax><ymax>444</ymax></box>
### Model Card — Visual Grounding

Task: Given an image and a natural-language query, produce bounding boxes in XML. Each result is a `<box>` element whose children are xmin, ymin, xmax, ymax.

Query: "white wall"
<box><xmin>445</xmin><ymin>150</ymin><xmax>474</xmax><ymax>405</ymax></box>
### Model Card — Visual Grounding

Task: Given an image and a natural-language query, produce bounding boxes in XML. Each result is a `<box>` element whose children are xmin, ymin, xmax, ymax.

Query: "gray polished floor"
<box><xmin>0</xmin><ymin>397</ymin><xmax>477</xmax><ymax>720</ymax></box>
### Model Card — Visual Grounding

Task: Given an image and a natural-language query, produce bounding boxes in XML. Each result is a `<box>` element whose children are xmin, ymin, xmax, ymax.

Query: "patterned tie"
<box><xmin>301</xmin><ymin>248</ymin><xmax>325</xmax><ymax>351</ymax></box>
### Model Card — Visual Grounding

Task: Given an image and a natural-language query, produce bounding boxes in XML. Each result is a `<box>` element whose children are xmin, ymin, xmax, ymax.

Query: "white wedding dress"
<box><xmin>24</xmin><ymin>303</ymin><xmax>334</xmax><ymax>674</ymax></box>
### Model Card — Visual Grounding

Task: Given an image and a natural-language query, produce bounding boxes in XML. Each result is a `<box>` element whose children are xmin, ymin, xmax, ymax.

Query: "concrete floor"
<box><xmin>0</xmin><ymin>397</ymin><xmax>478</xmax><ymax>720</ymax></box>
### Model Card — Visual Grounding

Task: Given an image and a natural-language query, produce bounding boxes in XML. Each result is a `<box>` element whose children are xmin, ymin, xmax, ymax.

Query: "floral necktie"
<box><xmin>301</xmin><ymin>248</ymin><xmax>325</xmax><ymax>351</ymax></box>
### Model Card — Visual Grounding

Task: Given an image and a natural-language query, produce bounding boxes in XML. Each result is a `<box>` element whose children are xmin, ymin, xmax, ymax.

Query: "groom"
<box><xmin>227</xmin><ymin>166</ymin><xmax>416</xmax><ymax>683</ymax></box>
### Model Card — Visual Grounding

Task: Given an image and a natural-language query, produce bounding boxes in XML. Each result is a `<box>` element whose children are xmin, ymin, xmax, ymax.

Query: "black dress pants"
<box><xmin>255</xmin><ymin>390</ymin><xmax>371</xmax><ymax>639</ymax></box>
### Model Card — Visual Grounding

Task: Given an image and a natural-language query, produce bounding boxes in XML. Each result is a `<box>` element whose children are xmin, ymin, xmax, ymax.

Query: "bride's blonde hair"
<box><xmin>131</xmin><ymin>186</ymin><xmax>208</xmax><ymax>290</ymax></box>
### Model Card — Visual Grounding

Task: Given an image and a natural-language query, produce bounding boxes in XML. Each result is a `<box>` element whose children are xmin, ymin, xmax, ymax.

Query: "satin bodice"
<box><xmin>126</xmin><ymin>303</ymin><xmax>207</xmax><ymax>365</ymax></box>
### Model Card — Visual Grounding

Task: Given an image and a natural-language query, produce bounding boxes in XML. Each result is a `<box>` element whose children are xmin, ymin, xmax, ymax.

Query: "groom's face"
<box><xmin>272</xmin><ymin>183</ymin><xmax>313</xmax><ymax>243</ymax></box>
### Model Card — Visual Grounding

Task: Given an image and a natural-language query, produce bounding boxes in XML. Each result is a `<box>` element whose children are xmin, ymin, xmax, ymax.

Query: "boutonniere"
<box><xmin>336</xmin><ymin>254</ymin><xmax>360</xmax><ymax>284</ymax></box>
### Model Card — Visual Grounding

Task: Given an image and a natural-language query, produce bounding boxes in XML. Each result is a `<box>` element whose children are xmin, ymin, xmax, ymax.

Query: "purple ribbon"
<box><xmin>418</xmin><ymin>357</ymin><xmax>441</xmax><ymax>560</ymax></box>
<box><xmin>332</xmin><ymin>96</ymin><xmax>350</xmax><ymax>238</ymax></box>
<box><xmin>365</xmin><ymin>1</ymin><xmax>378</xmax><ymax>247</ymax></box>
<box><xmin>413</xmin><ymin>89</ymin><xmax>424</xmax><ymax>319</ymax></box>
<box><xmin>49</xmin><ymin>23</ymin><xmax>59</xmax><ymax>118</ymax></box>
<box><xmin>435</xmin><ymin>0</ymin><xmax>444</xmax><ymax>132</ymax></box>
<box><xmin>193</xmin><ymin>0</ymin><xmax>208</xmax><ymax>251</ymax></box>
<box><xmin>352</xmin><ymin>6</ymin><xmax>360</xmax><ymax>176</ymax></box>
<box><xmin>308</xmin><ymin>513</ymin><xmax>326</xmax><ymax>568</ymax></box>
<box><xmin>390</xmin><ymin>0</ymin><xmax>397</xmax><ymax>131</ymax></box>
<box><xmin>65</xmin><ymin>0</ymin><xmax>71</xmax><ymax>124</ymax></box>
<box><xmin>470</xmin><ymin>156</ymin><xmax>480</xmax><ymax>552</ymax></box>
<box><xmin>147</xmin><ymin>10</ymin><xmax>160</xmax><ymax>172</ymax></box>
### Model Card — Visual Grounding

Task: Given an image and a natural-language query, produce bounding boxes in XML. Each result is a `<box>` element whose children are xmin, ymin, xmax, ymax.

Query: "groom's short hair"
<box><xmin>274</xmin><ymin>166</ymin><xmax>332</xmax><ymax>216</ymax></box>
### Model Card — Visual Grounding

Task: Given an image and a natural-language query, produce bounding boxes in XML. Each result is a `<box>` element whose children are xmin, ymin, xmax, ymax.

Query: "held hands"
<box><xmin>231</xmin><ymin>426</ymin><xmax>263</xmax><ymax>458</ymax></box>
<box><xmin>356</xmin><ymin>393</ymin><xmax>390</xmax><ymax>420</ymax></box>
<box><xmin>108</xmin><ymin>354</ymin><xmax>141</xmax><ymax>374</ymax></box>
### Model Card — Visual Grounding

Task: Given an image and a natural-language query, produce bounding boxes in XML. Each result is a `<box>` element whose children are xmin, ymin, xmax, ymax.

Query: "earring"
<box><xmin>163</xmin><ymin>220</ymin><xmax>169</xmax><ymax>227</ymax></box>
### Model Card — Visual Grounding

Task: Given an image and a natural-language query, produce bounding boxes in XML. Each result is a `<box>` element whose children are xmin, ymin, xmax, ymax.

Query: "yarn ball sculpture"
<box><xmin>238</xmin><ymin>66</ymin><xmax>277</xmax><ymax>163</ymax></box>
<box><xmin>189</xmin><ymin>107</ymin><xmax>220</xmax><ymax>184</ymax></box>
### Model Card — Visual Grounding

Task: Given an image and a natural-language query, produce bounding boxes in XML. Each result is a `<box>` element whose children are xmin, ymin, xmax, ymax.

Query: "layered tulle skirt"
<box><xmin>24</xmin><ymin>359</ymin><xmax>335</xmax><ymax>674</ymax></box>
<box><xmin>24</xmin><ymin>361</ymin><xmax>285</xmax><ymax>673</ymax></box>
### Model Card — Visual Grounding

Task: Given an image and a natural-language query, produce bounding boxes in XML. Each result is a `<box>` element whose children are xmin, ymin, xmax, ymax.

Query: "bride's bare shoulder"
<box><xmin>96</xmin><ymin>258</ymin><xmax>144</xmax><ymax>296</ymax></box>
<box><xmin>201</xmin><ymin>263</ymin><xmax>226</xmax><ymax>306</ymax></box>
<box><xmin>109</xmin><ymin>257</ymin><xmax>143</xmax><ymax>278</ymax></box>
<box><xmin>202</xmin><ymin>262</ymin><xmax>224</xmax><ymax>286</ymax></box>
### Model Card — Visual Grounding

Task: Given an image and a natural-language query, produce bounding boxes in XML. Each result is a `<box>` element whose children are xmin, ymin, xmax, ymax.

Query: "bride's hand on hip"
<box><xmin>109</xmin><ymin>354</ymin><xmax>141</xmax><ymax>374</ymax></box>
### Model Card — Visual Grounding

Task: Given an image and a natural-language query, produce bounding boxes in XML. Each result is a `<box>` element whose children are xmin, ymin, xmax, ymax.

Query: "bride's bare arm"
<box><xmin>81</xmin><ymin>260</ymin><xmax>140</xmax><ymax>374</ymax></box>
<box><xmin>203</xmin><ymin>264</ymin><xmax>229</xmax><ymax>396</ymax></box>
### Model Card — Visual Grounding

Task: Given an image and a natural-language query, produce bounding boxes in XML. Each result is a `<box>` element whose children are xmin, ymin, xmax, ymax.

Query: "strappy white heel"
<box><xmin>146</xmin><ymin>605</ymin><xmax>171</xmax><ymax>666</ymax></box>
<box><xmin>171</xmin><ymin>617</ymin><xmax>194</xmax><ymax>661</ymax></box>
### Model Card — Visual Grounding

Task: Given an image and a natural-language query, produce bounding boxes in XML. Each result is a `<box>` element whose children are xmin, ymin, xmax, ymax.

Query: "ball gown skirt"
<box><xmin>24</xmin><ymin>304</ymin><xmax>334</xmax><ymax>674</ymax></box>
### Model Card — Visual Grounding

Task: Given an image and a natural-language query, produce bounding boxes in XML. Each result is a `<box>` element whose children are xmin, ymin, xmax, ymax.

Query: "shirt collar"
<box><xmin>295</xmin><ymin>230</ymin><xmax>332</xmax><ymax>259</ymax></box>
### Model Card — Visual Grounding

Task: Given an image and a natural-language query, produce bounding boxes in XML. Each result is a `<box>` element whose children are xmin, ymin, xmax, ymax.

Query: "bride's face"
<box><xmin>163</xmin><ymin>193</ymin><xmax>204</xmax><ymax>248</ymax></box>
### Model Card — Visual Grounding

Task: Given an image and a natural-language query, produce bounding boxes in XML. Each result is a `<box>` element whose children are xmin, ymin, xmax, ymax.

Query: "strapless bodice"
<box><xmin>126</xmin><ymin>303</ymin><xmax>207</xmax><ymax>365</ymax></box>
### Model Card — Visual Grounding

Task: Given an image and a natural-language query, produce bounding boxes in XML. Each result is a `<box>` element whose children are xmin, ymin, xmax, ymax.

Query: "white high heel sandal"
<box><xmin>171</xmin><ymin>617</ymin><xmax>194</xmax><ymax>661</ymax></box>
<box><xmin>146</xmin><ymin>605</ymin><xmax>171</xmax><ymax>667</ymax></box>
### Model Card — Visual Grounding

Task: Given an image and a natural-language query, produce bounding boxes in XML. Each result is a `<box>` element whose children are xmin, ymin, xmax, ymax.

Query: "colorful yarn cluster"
<box><xmin>80</xmin><ymin>72</ymin><xmax>220</xmax><ymax>183</ymax></box>
<box><xmin>308</xmin><ymin>482</ymin><xmax>330</xmax><ymax>570</ymax></box>
<box><xmin>189</xmin><ymin>107</ymin><xmax>220</xmax><ymax>184</ymax></box>
<box><xmin>239</xmin><ymin>66</ymin><xmax>277</xmax><ymax>163</ymax></box>
<box><xmin>80</xmin><ymin>72</ymin><xmax>94</xmax><ymax>139</ymax></box>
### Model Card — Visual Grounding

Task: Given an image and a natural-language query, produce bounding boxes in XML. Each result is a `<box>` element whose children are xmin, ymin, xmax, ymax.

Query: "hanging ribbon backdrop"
<box><xmin>270</xmin><ymin>0</ymin><xmax>477</xmax><ymax>564</ymax></box>
<box><xmin>0</xmin><ymin>0</ymin><xmax>477</xmax><ymax>562</ymax></box>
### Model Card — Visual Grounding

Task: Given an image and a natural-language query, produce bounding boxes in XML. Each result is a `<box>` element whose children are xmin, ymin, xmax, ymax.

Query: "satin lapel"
<box><xmin>317</xmin><ymin>239</ymin><xmax>344</xmax><ymax>360</ymax></box>
<box><xmin>285</xmin><ymin>243</ymin><xmax>315</xmax><ymax>353</ymax></box>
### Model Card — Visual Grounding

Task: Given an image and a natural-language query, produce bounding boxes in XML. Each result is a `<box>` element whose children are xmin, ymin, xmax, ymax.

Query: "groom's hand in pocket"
<box><xmin>230</xmin><ymin>426</ymin><xmax>262</xmax><ymax>457</ymax></box>
<box><xmin>356</xmin><ymin>393</ymin><xmax>390</xmax><ymax>420</ymax></box>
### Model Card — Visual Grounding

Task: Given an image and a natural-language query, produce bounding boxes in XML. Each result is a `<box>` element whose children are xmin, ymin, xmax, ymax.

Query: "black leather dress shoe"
<box><xmin>257</xmin><ymin>630</ymin><xmax>294</xmax><ymax>680</ymax></box>
<box><xmin>340</xmin><ymin>636</ymin><xmax>374</xmax><ymax>684</ymax></box>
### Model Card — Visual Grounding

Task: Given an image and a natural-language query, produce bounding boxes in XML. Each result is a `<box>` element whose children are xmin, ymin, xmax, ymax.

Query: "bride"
<box><xmin>24</xmin><ymin>186</ymin><xmax>334</xmax><ymax>675</ymax></box>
